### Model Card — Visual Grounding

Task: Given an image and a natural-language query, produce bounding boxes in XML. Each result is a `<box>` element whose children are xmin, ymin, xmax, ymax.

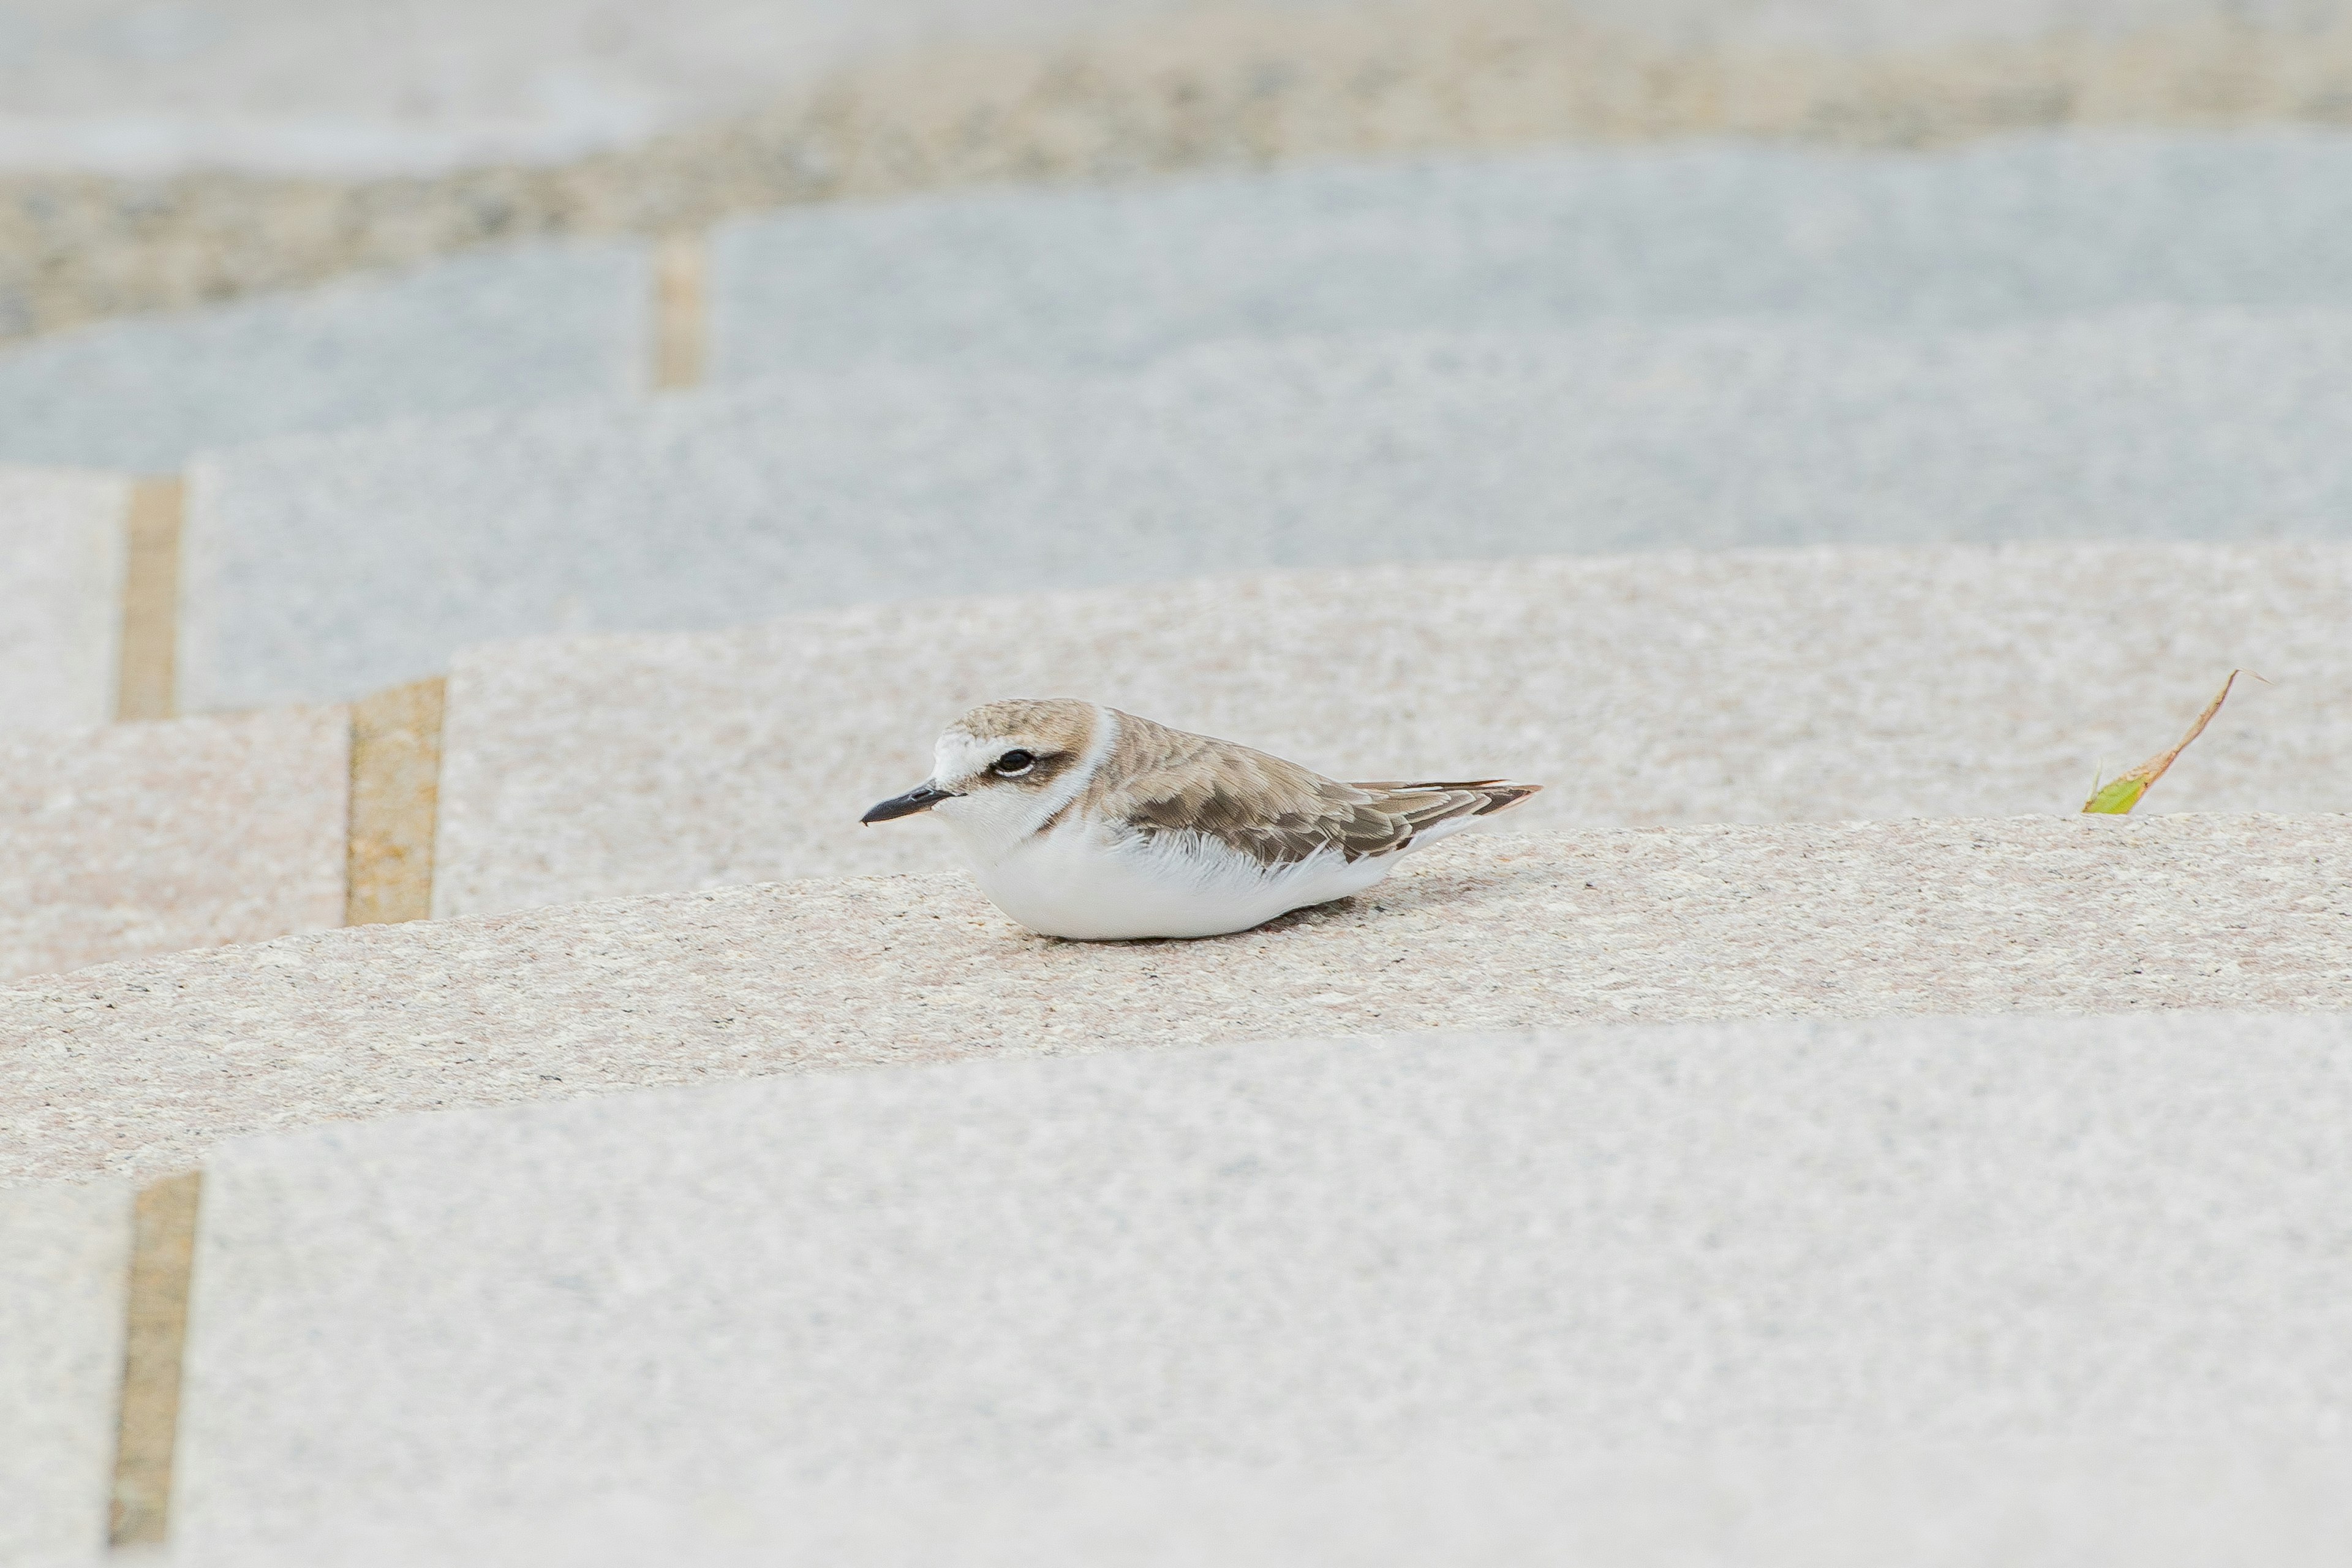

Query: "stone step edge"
<box><xmin>13</xmin><ymin>3</ymin><xmax>2352</xmax><ymax>345</ymax></box>
<box><xmin>43</xmin><ymin>1008</ymin><xmax>2352</xmax><ymax>1556</ymax></box>
<box><xmin>12</xmin><ymin>242</ymin><xmax>702</xmax><ymax>732</ymax></box>
<box><xmin>34</xmin><ymin>541</ymin><xmax>2352</xmax><ymax>954</ymax></box>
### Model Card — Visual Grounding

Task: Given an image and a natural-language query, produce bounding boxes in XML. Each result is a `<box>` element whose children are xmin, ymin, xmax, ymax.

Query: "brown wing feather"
<box><xmin>1090</xmin><ymin>710</ymin><xmax>1540</xmax><ymax>868</ymax></box>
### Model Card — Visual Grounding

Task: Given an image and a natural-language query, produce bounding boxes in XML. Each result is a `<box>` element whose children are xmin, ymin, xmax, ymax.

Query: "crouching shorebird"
<box><xmin>862</xmin><ymin>698</ymin><xmax>1540</xmax><ymax>940</ymax></box>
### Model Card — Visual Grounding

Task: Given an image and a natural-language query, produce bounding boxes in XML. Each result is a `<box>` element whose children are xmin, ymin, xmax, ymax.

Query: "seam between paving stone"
<box><xmin>652</xmin><ymin>235</ymin><xmax>708</xmax><ymax>393</ymax></box>
<box><xmin>345</xmin><ymin>678</ymin><xmax>447</xmax><ymax>927</ymax></box>
<box><xmin>115</xmin><ymin>477</ymin><xmax>183</xmax><ymax>723</ymax></box>
<box><xmin>107</xmin><ymin>1170</ymin><xmax>200</xmax><ymax>1549</ymax></box>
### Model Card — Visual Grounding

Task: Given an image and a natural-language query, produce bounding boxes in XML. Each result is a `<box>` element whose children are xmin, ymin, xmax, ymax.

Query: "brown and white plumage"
<box><xmin>862</xmin><ymin>698</ymin><xmax>1540</xmax><ymax>940</ymax></box>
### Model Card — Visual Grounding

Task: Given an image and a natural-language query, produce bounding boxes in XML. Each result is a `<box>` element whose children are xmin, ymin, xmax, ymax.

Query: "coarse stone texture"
<box><xmin>712</xmin><ymin>129</ymin><xmax>2352</xmax><ymax>377</ymax></box>
<box><xmin>7</xmin><ymin>815</ymin><xmax>2352</xmax><ymax>1188</ymax></box>
<box><xmin>0</xmin><ymin>0</ymin><xmax>1169</xmax><ymax>176</ymax></box>
<box><xmin>0</xmin><ymin>1180</ymin><xmax>130</xmax><ymax>1565</ymax></box>
<box><xmin>180</xmin><ymin>314</ymin><xmax>2352</xmax><ymax>711</ymax></box>
<box><xmin>0</xmin><ymin>466</ymin><xmax>126</xmax><ymax>734</ymax></box>
<box><xmin>9</xmin><ymin>1</ymin><xmax>2335</xmax><ymax>179</ymax></box>
<box><xmin>0</xmin><ymin>241</ymin><xmax>648</xmax><ymax>473</ymax></box>
<box><xmin>437</xmin><ymin>543</ymin><xmax>2352</xmax><ymax>917</ymax></box>
<box><xmin>162</xmin><ymin>1015</ymin><xmax>2352</xmax><ymax>1551</ymax></box>
<box><xmin>12</xmin><ymin>4</ymin><xmax>2352</xmax><ymax>342</ymax></box>
<box><xmin>111</xmin><ymin>1446</ymin><xmax>2352</xmax><ymax>1568</ymax></box>
<box><xmin>0</xmin><ymin>708</ymin><xmax>350</xmax><ymax>983</ymax></box>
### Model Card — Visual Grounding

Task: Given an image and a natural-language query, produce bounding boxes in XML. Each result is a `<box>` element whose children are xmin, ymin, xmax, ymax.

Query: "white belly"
<box><xmin>967</xmin><ymin>824</ymin><xmax>1398</xmax><ymax>940</ymax></box>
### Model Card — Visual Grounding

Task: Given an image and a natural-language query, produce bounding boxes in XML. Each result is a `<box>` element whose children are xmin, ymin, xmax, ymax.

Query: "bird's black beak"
<box><xmin>861</xmin><ymin>782</ymin><xmax>954</xmax><ymax>824</ymax></box>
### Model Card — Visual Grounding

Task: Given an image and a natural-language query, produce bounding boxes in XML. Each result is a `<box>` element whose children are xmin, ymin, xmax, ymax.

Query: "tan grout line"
<box><xmin>345</xmin><ymin>676</ymin><xmax>448</xmax><ymax>926</ymax></box>
<box><xmin>652</xmin><ymin>232</ymin><xmax>708</xmax><ymax>392</ymax></box>
<box><xmin>115</xmin><ymin>477</ymin><xmax>185</xmax><ymax>723</ymax></box>
<box><xmin>108</xmin><ymin>1170</ymin><xmax>202</xmax><ymax>1550</ymax></box>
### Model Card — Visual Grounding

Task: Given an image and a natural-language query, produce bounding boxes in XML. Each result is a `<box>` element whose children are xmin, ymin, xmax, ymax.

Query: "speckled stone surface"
<box><xmin>121</xmin><ymin>1445</ymin><xmax>2352</xmax><ymax>1568</ymax></box>
<box><xmin>435</xmin><ymin>543</ymin><xmax>2352</xmax><ymax>916</ymax></box>
<box><xmin>163</xmin><ymin>1453</ymin><xmax>2352</xmax><ymax>1568</ymax></box>
<box><xmin>0</xmin><ymin>1180</ymin><xmax>130</xmax><ymax>1564</ymax></box>
<box><xmin>712</xmin><ymin>130</ymin><xmax>2352</xmax><ymax>377</ymax></box>
<box><xmin>9</xmin><ymin>1</ymin><xmax>2334</xmax><ymax>179</ymax></box>
<box><xmin>0</xmin><ymin>466</ymin><xmax>126</xmax><ymax>733</ymax></box>
<box><xmin>13</xmin><ymin>5</ymin><xmax>2352</xmax><ymax>345</ymax></box>
<box><xmin>0</xmin><ymin>241</ymin><xmax>647</xmax><ymax>473</ymax></box>
<box><xmin>159</xmin><ymin>1014</ymin><xmax>2352</xmax><ymax>1551</ymax></box>
<box><xmin>0</xmin><ymin>0</ymin><xmax>1173</xmax><ymax>175</ymax></box>
<box><xmin>181</xmin><ymin>312</ymin><xmax>2352</xmax><ymax>710</ymax></box>
<box><xmin>0</xmin><ymin>708</ymin><xmax>349</xmax><ymax>982</ymax></box>
<box><xmin>7</xmin><ymin>815</ymin><xmax>2351</xmax><ymax>1188</ymax></box>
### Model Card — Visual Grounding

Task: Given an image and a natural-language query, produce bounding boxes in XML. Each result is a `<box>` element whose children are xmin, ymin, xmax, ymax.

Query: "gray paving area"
<box><xmin>13</xmin><ymin>4</ymin><xmax>2352</xmax><ymax>345</ymax></box>
<box><xmin>0</xmin><ymin>0</ymin><xmax>1215</xmax><ymax>175</ymax></box>
<box><xmin>0</xmin><ymin>707</ymin><xmax>349</xmax><ymax>982</ymax></box>
<box><xmin>7</xmin><ymin>815</ymin><xmax>2351</xmax><ymax>1187</ymax></box>
<box><xmin>0</xmin><ymin>1181</ymin><xmax>128</xmax><ymax>1565</ymax></box>
<box><xmin>437</xmin><ymin>542</ymin><xmax>2352</xmax><ymax>917</ymax></box>
<box><xmin>181</xmin><ymin>311</ymin><xmax>2352</xmax><ymax>710</ymax></box>
<box><xmin>0</xmin><ymin>466</ymin><xmax>123</xmax><ymax>733</ymax></box>
<box><xmin>0</xmin><ymin>241</ymin><xmax>647</xmax><ymax>473</ymax></box>
<box><xmin>5</xmin><ymin>1</ymin><xmax>2303</xmax><ymax>178</ymax></box>
<box><xmin>117</xmin><ymin>1444</ymin><xmax>2352</xmax><ymax>1567</ymax></box>
<box><xmin>713</xmin><ymin>130</ymin><xmax>2352</xmax><ymax>376</ymax></box>
<box><xmin>156</xmin><ymin>1015</ymin><xmax>2352</xmax><ymax>1552</ymax></box>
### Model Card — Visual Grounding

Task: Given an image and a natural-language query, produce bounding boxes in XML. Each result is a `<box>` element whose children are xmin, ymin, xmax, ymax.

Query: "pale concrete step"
<box><xmin>18</xmin><ymin>3</ymin><xmax>2352</xmax><ymax>345</ymax></box>
<box><xmin>181</xmin><ymin>311</ymin><xmax>2352</xmax><ymax>710</ymax></box>
<box><xmin>435</xmin><ymin>541</ymin><xmax>2352</xmax><ymax>918</ymax></box>
<box><xmin>0</xmin><ymin>0</ymin><xmax>1197</xmax><ymax>177</ymax></box>
<box><xmin>114</xmin><ymin>1445</ymin><xmax>2352</xmax><ymax>1568</ymax></box>
<box><xmin>6</xmin><ymin>814</ymin><xmax>2350</xmax><ymax>1188</ymax></box>
<box><xmin>0</xmin><ymin>1181</ymin><xmax>130</xmax><ymax>1565</ymax></box>
<box><xmin>0</xmin><ymin>243</ymin><xmax>649</xmax><ymax>473</ymax></box>
<box><xmin>26</xmin><ymin>539</ymin><xmax>2344</xmax><ymax>979</ymax></box>
<box><xmin>145</xmin><ymin>1014</ymin><xmax>2352</xmax><ymax>1553</ymax></box>
<box><xmin>714</xmin><ymin>129</ymin><xmax>2352</xmax><ymax>378</ymax></box>
<box><xmin>0</xmin><ymin>466</ymin><xmax>127</xmax><ymax>732</ymax></box>
<box><xmin>0</xmin><ymin>708</ymin><xmax>349</xmax><ymax>983</ymax></box>
<box><xmin>10</xmin><ymin>3</ymin><xmax>2310</xmax><ymax>180</ymax></box>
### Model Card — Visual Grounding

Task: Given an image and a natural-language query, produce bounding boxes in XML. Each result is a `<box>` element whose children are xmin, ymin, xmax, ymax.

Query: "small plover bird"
<box><xmin>862</xmin><ymin>698</ymin><xmax>1540</xmax><ymax>940</ymax></box>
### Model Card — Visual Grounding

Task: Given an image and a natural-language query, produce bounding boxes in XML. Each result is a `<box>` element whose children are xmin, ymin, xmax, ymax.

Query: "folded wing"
<box><xmin>1095</xmin><ymin>709</ymin><xmax>1540</xmax><ymax>868</ymax></box>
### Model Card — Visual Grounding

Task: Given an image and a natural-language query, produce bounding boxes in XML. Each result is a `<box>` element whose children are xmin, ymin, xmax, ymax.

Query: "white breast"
<box><xmin>967</xmin><ymin>820</ymin><xmax>1400</xmax><ymax>940</ymax></box>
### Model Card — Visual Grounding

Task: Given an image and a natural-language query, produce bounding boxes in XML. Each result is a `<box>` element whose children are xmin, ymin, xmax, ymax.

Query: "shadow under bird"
<box><xmin>862</xmin><ymin>698</ymin><xmax>1540</xmax><ymax>940</ymax></box>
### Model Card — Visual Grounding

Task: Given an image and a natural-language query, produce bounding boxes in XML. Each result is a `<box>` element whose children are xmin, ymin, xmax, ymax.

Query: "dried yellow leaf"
<box><xmin>2081</xmin><ymin>669</ymin><xmax>2251</xmax><ymax>815</ymax></box>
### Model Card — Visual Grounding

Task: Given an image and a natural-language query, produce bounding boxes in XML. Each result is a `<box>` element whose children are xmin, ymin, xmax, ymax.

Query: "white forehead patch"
<box><xmin>931</xmin><ymin>703</ymin><xmax>1106</xmax><ymax>792</ymax></box>
<box><xmin>932</xmin><ymin>728</ymin><xmax>1005</xmax><ymax>788</ymax></box>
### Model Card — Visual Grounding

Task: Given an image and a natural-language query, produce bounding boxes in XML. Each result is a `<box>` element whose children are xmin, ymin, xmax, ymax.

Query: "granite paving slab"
<box><xmin>0</xmin><ymin>1180</ymin><xmax>130</xmax><ymax>1564</ymax></box>
<box><xmin>0</xmin><ymin>0</ymin><xmax>1169</xmax><ymax>176</ymax></box>
<box><xmin>0</xmin><ymin>466</ymin><xmax>126</xmax><ymax>733</ymax></box>
<box><xmin>113</xmin><ymin>1444</ymin><xmax>2352</xmax><ymax>1568</ymax></box>
<box><xmin>179</xmin><ymin>312</ymin><xmax>2352</xmax><ymax>710</ymax></box>
<box><xmin>0</xmin><ymin>708</ymin><xmax>350</xmax><ymax>982</ymax></box>
<box><xmin>6</xmin><ymin>814</ymin><xmax>2350</xmax><ymax>1188</ymax></box>
<box><xmin>437</xmin><ymin>541</ymin><xmax>2352</xmax><ymax>917</ymax></box>
<box><xmin>0</xmin><ymin>241</ymin><xmax>648</xmax><ymax>473</ymax></box>
<box><xmin>16</xmin><ymin>9</ymin><xmax>2352</xmax><ymax>344</ymax></box>
<box><xmin>10</xmin><ymin>3</ymin><xmax>2315</xmax><ymax>180</ymax></box>
<box><xmin>713</xmin><ymin>130</ymin><xmax>2352</xmax><ymax>377</ymax></box>
<box><xmin>162</xmin><ymin>1014</ymin><xmax>2352</xmax><ymax>1551</ymax></box>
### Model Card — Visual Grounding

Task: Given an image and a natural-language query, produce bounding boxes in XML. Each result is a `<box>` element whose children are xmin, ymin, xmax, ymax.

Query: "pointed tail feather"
<box><xmin>1344</xmin><ymin>778</ymin><xmax>1543</xmax><ymax>851</ymax></box>
<box><xmin>1352</xmin><ymin>778</ymin><xmax>1543</xmax><ymax>816</ymax></box>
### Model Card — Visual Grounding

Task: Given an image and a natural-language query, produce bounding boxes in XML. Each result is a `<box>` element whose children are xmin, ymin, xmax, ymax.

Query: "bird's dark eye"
<box><xmin>992</xmin><ymin>749</ymin><xmax>1036</xmax><ymax>777</ymax></box>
